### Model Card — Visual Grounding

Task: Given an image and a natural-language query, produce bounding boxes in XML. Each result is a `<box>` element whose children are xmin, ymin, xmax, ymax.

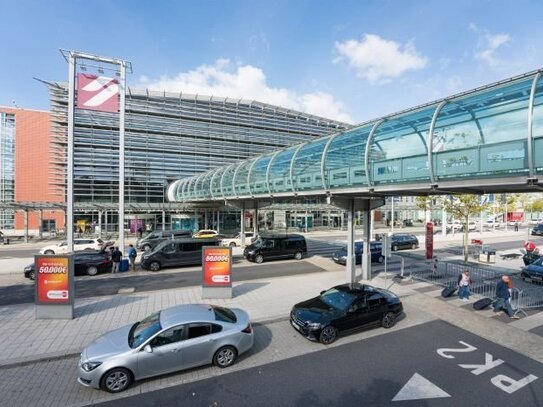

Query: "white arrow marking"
<box><xmin>392</xmin><ymin>373</ymin><xmax>451</xmax><ymax>402</ymax></box>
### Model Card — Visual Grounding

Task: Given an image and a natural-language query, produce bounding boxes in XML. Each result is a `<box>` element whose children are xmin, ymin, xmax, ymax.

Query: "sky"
<box><xmin>1</xmin><ymin>0</ymin><xmax>543</xmax><ymax>124</ymax></box>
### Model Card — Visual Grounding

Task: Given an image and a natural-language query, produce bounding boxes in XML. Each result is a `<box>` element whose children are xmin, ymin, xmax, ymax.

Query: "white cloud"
<box><xmin>334</xmin><ymin>34</ymin><xmax>427</xmax><ymax>84</ymax></box>
<box><xmin>470</xmin><ymin>24</ymin><xmax>511</xmax><ymax>67</ymax></box>
<box><xmin>138</xmin><ymin>59</ymin><xmax>353</xmax><ymax>123</ymax></box>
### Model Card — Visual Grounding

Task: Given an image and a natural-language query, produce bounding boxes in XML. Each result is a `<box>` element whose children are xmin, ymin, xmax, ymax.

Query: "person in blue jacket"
<box><xmin>493</xmin><ymin>275</ymin><xmax>519</xmax><ymax>318</ymax></box>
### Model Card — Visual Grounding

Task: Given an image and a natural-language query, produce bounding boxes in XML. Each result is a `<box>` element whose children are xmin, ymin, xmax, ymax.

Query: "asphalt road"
<box><xmin>92</xmin><ymin>319</ymin><xmax>543</xmax><ymax>407</ymax></box>
<box><xmin>0</xmin><ymin>260</ymin><xmax>327</xmax><ymax>306</ymax></box>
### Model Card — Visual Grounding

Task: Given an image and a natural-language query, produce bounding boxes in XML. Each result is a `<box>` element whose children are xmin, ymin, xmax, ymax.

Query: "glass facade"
<box><xmin>0</xmin><ymin>112</ymin><xmax>15</xmax><ymax>229</ymax></box>
<box><xmin>172</xmin><ymin>70</ymin><xmax>543</xmax><ymax>202</ymax></box>
<box><xmin>47</xmin><ymin>83</ymin><xmax>349</xmax><ymax>209</ymax></box>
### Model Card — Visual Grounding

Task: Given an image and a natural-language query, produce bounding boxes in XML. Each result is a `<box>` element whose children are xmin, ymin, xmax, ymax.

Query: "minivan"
<box><xmin>137</xmin><ymin>229</ymin><xmax>192</xmax><ymax>252</ymax></box>
<box><xmin>140</xmin><ymin>238</ymin><xmax>219</xmax><ymax>271</ymax></box>
<box><xmin>243</xmin><ymin>234</ymin><xmax>307</xmax><ymax>264</ymax></box>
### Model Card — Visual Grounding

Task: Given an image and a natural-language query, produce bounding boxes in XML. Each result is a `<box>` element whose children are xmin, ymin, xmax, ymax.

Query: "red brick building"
<box><xmin>0</xmin><ymin>107</ymin><xmax>64</xmax><ymax>232</ymax></box>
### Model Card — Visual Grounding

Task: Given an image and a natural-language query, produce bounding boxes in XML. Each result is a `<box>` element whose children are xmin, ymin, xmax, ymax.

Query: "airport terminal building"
<box><xmin>42</xmin><ymin>81</ymin><xmax>349</xmax><ymax>233</ymax></box>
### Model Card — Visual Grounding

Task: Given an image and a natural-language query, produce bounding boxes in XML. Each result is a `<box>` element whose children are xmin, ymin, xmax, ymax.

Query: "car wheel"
<box><xmin>149</xmin><ymin>261</ymin><xmax>161</xmax><ymax>272</ymax></box>
<box><xmin>29</xmin><ymin>270</ymin><xmax>36</xmax><ymax>281</ymax></box>
<box><xmin>44</xmin><ymin>250</ymin><xmax>54</xmax><ymax>255</ymax></box>
<box><xmin>142</xmin><ymin>244</ymin><xmax>151</xmax><ymax>252</ymax></box>
<box><xmin>294</xmin><ymin>251</ymin><xmax>303</xmax><ymax>260</ymax></box>
<box><xmin>411</xmin><ymin>244</ymin><xmax>417</xmax><ymax>250</ymax></box>
<box><xmin>100</xmin><ymin>367</ymin><xmax>133</xmax><ymax>393</ymax></box>
<box><xmin>381</xmin><ymin>312</ymin><xmax>396</xmax><ymax>329</ymax></box>
<box><xmin>213</xmin><ymin>345</ymin><xmax>238</xmax><ymax>368</ymax></box>
<box><xmin>255</xmin><ymin>254</ymin><xmax>264</xmax><ymax>264</ymax></box>
<box><xmin>319</xmin><ymin>326</ymin><xmax>338</xmax><ymax>345</ymax></box>
<box><xmin>392</xmin><ymin>245</ymin><xmax>398</xmax><ymax>252</ymax></box>
<box><xmin>86</xmin><ymin>266</ymin><xmax>98</xmax><ymax>276</ymax></box>
<box><xmin>377</xmin><ymin>255</ymin><xmax>384</xmax><ymax>263</ymax></box>
<box><xmin>229</xmin><ymin>242</ymin><xmax>237</xmax><ymax>247</ymax></box>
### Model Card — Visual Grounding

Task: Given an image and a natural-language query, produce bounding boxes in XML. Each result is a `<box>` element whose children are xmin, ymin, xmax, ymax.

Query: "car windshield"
<box><xmin>128</xmin><ymin>312</ymin><xmax>162</xmax><ymax>348</ymax></box>
<box><xmin>319</xmin><ymin>288</ymin><xmax>357</xmax><ymax>311</ymax></box>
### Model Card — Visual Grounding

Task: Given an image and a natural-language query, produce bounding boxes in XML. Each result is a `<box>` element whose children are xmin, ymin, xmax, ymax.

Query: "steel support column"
<box><xmin>241</xmin><ymin>203</ymin><xmax>246</xmax><ymax>247</ymax></box>
<box><xmin>24</xmin><ymin>210</ymin><xmax>29</xmax><ymax>243</ymax></box>
<box><xmin>361</xmin><ymin>203</ymin><xmax>371</xmax><ymax>281</ymax></box>
<box><xmin>162</xmin><ymin>211</ymin><xmax>166</xmax><ymax>231</ymax></box>
<box><xmin>38</xmin><ymin>210</ymin><xmax>43</xmax><ymax>239</ymax></box>
<box><xmin>346</xmin><ymin>199</ymin><xmax>355</xmax><ymax>283</ymax></box>
<box><xmin>98</xmin><ymin>210</ymin><xmax>102</xmax><ymax>238</ymax></box>
<box><xmin>254</xmin><ymin>204</ymin><xmax>259</xmax><ymax>235</ymax></box>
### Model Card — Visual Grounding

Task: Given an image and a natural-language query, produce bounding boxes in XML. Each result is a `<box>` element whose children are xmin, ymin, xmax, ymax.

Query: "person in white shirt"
<box><xmin>457</xmin><ymin>269</ymin><xmax>473</xmax><ymax>301</ymax></box>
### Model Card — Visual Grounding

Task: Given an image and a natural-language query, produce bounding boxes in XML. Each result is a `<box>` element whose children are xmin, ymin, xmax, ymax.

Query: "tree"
<box><xmin>441</xmin><ymin>194</ymin><xmax>489</xmax><ymax>263</ymax></box>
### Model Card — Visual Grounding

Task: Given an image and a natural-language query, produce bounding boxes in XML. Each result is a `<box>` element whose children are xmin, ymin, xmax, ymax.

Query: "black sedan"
<box><xmin>332</xmin><ymin>241</ymin><xmax>384</xmax><ymax>265</ymax></box>
<box><xmin>521</xmin><ymin>258</ymin><xmax>543</xmax><ymax>283</ymax></box>
<box><xmin>531</xmin><ymin>224</ymin><xmax>543</xmax><ymax>236</ymax></box>
<box><xmin>290</xmin><ymin>283</ymin><xmax>403</xmax><ymax>345</ymax></box>
<box><xmin>24</xmin><ymin>249</ymin><xmax>113</xmax><ymax>280</ymax></box>
<box><xmin>390</xmin><ymin>233</ymin><xmax>419</xmax><ymax>251</ymax></box>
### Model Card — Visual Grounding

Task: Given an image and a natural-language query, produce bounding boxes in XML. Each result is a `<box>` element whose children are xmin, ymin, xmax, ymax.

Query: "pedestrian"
<box><xmin>128</xmin><ymin>244</ymin><xmax>137</xmax><ymax>272</ymax></box>
<box><xmin>514</xmin><ymin>221</ymin><xmax>519</xmax><ymax>232</ymax></box>
<box><xmin>432</xmin><ymin>257</ymin><xmax>438</xmax><ymax>274</ymax></box>
<box><xmin>457</xmin><ymin>269</ymin><xmax>473</xmax><ymax>301</ymax></box>
<box><xmin>111</xmin><ymin>246</ymin><xmax>122</xmax><ymax>273</ymax></box>
<box><xmin>493</xmin><ymin>275</ymin><xmax>519</xmax><ymax>319</ymax></box>
<box><xmin>137</xmin><ymin>226</ymin><xmax>143</xmax><ymax>239</ymax></box>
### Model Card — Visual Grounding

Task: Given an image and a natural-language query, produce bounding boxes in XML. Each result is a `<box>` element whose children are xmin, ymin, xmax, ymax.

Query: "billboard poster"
<box><xmin>76</xmin><ymin>73</ymin><xmax>119</xmax><ymax>113</ymax></box>
<box><xmin>426</xmin><ymin>222</ymin><xmax>434</xmax><ymax>260</ymax></box>
<box><xmin>202</xmin><ymin>246</ymin><xmax>232</xmax><ymax>287</ymax></box>
<box><xmin>36</xmin><ymin>256</ymin><xmax>72</xmax><ymax>304</ymax></box>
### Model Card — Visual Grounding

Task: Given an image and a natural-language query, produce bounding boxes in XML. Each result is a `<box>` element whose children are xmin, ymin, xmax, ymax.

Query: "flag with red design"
<box><xmin>76</xmin><ymin>73</ymin><xmax>119</xmax><ymax>113</ymax></box>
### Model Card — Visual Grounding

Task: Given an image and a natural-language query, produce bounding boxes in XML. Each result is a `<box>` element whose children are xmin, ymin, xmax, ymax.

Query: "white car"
<box><xmin>221</xmin><ymin>232</ymin><xmax>256</xmax><ymax>247</ymax></box>
<box><xmin>40</xmin><ymin>238</ymin><xmax>105</xmax><ymax>255</ymax></box>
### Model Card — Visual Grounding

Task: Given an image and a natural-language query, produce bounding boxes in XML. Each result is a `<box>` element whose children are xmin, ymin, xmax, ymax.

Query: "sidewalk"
<box><xmin>1</xmin><ymin>262</ymin><xmax>543</xmax><ymax>369</ymax></box>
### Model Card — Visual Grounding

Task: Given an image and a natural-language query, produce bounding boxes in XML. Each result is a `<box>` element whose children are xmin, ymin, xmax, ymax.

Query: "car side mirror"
<box><xmin>144</xmin><ymin>344</ymin><xmax>153</xmax><ymax>353</ymax></box>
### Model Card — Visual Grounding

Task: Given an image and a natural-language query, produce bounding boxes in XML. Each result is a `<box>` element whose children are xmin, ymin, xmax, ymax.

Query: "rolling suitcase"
<box><xmin>473</xmin><ymin>297</ymin><xmax>493</xmax><ymax>310</ymax></box>
<box><xmin>441</xmin><ymin>286</ymin><xmax>457</xmax><ymax>298</ymax></box>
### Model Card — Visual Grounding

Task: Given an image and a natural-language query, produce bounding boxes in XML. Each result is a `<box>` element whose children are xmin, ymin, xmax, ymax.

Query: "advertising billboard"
<box><xmin>202</xmin><ymin>246</ymin><xmax>232</xmax><ymax>287</ymax></box>
<box><xmin>35</xmin><ymin>256</ymin><xmax>73</xmax><ymax>305</ymax></box>
<box><xmin>76</xmin><ymin>73</ymin><xmax>119</xmax><ymax>113</ymax></box>
<box><xmin>426</xmin><ymin>222</ymin><xmax>434</xmax><ymax>260</ymax></box>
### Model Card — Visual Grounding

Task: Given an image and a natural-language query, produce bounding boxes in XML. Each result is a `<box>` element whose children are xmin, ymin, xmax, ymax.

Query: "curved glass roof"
<box><xmin>168</xmin><ymin>69</ymin><xmax>543</xmax><ymax>202</ymax></box>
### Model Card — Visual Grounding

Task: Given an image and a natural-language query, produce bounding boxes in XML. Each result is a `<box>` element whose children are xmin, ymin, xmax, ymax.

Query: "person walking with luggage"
<box><xmin>457</xmin><ymin>269</ymin><xmax>473</xmax><ymax>301</ymax></box>
<box><xmin>111</xmin><ymin>246</ymin><xmax>122</xmax><ymax>273</ymax></box>
<box><xmin>128</xmin><ymin>244</ymin><xmax>137</xmax><ymax>272</ymax></box>
<box><xmin>493</xmin><ymin>275</ymin><xmax>519</xmax><ymax>318</ymax></box>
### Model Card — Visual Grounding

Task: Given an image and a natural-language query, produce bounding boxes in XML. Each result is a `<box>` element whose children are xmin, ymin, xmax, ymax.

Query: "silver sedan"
<box><xmin>78</xmin><ymin>304</ymin><xmax>254</xmax><ymax>393</ymax></box>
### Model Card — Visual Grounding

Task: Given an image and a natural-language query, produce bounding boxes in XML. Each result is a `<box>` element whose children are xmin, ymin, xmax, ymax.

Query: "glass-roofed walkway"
<box><xmin>169</xmin><ymin>69</ymin><xmax>543</xmax><ymax>203</ymax></box>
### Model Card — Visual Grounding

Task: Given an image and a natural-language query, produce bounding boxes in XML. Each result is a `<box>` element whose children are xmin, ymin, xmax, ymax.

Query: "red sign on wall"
<box><xmin>426</xmin><ymin>222</ymin><xmax>434</xmax><ymax>260</ymax></box>
<box><xmin>36</xmin><ymin>256</ymin><xmax>70</xmax><ymax>304</ymax></box>
<box><xmin>77</xmin><ymin>73</ymin><xmax>119</xmax><ymax>113</ymax></box>
<box><xmin>202</xmin><ymin>247</ymin><xmax>232</xmax><ymax>287</ymax></box>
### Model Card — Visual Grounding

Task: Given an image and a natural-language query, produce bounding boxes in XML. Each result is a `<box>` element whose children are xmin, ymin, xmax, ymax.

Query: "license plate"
<box><xmin>291</xmin><ymin>320</ymin><xmax>300</xmax><ymax>331</ymax></box>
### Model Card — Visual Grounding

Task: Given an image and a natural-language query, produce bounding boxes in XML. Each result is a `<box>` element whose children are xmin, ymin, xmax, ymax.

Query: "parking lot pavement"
<box><xmin>0</xmin><ymin>301</ymin><xmax>436</xmax><ymax>407</ymax></box>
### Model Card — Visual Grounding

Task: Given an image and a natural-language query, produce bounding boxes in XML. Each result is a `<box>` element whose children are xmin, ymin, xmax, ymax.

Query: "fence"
<box><xmin>408</xmin><ymin>258</ymin><xmax>543</xmax><ymax>315</ymax></box>
<box><xmin>410</xmin><ymin>261</ymin><xmax>509</xmax><ymax>300</ymax></box>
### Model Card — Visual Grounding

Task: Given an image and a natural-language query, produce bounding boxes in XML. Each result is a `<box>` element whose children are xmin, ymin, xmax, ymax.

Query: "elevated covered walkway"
<box><xmin>168</xmin><ymin>69</ymin><xmax>543</xmax><ymax>284</ymax></box>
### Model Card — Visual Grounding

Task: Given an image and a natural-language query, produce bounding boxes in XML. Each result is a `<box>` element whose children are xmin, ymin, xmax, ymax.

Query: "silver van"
<box><xmin>137</xmin><ymin>230</ymin><xmax>192</xmax><ymax>252</ymax></box>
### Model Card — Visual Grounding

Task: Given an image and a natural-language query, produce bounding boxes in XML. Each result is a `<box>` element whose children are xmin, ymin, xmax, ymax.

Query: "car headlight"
<box><xmin>24</xmin><ymin>266</ymin><xmax>33</xmax><ymax>272</ymax></box>
<box><xmin>307</xmin><ymin>322</ymin><xmax>323</xmax><ymax>330</ymax></box>
<box><xmin>81</xmin><ymin>361</ymin><xmax>102</xmax><ymax>372</ymax></box>
<box><xmin>142</xmin><ymin>255</ymin><xmax>150</xmax><ymax>260</ymax></box>
<box><xmin>247</xmin><ymin>250</ymin><xmax>255</xmax><ymax>255</ymax></box>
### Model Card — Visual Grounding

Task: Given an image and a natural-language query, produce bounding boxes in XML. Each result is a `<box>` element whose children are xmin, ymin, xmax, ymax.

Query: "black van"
<box><xmin>140</xmin><ymin>238</ymin><xmax>219</xmax><ymax>271</ymax></box>
<box><xmin>243</xmin><ymin>233</ymin><xmax>307</xmax><ymax>264</ymax></box>
<box><xmin>137</xmin><ymin>229</ymin><xmax>192</xmax><ymax>252</ymax></box>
